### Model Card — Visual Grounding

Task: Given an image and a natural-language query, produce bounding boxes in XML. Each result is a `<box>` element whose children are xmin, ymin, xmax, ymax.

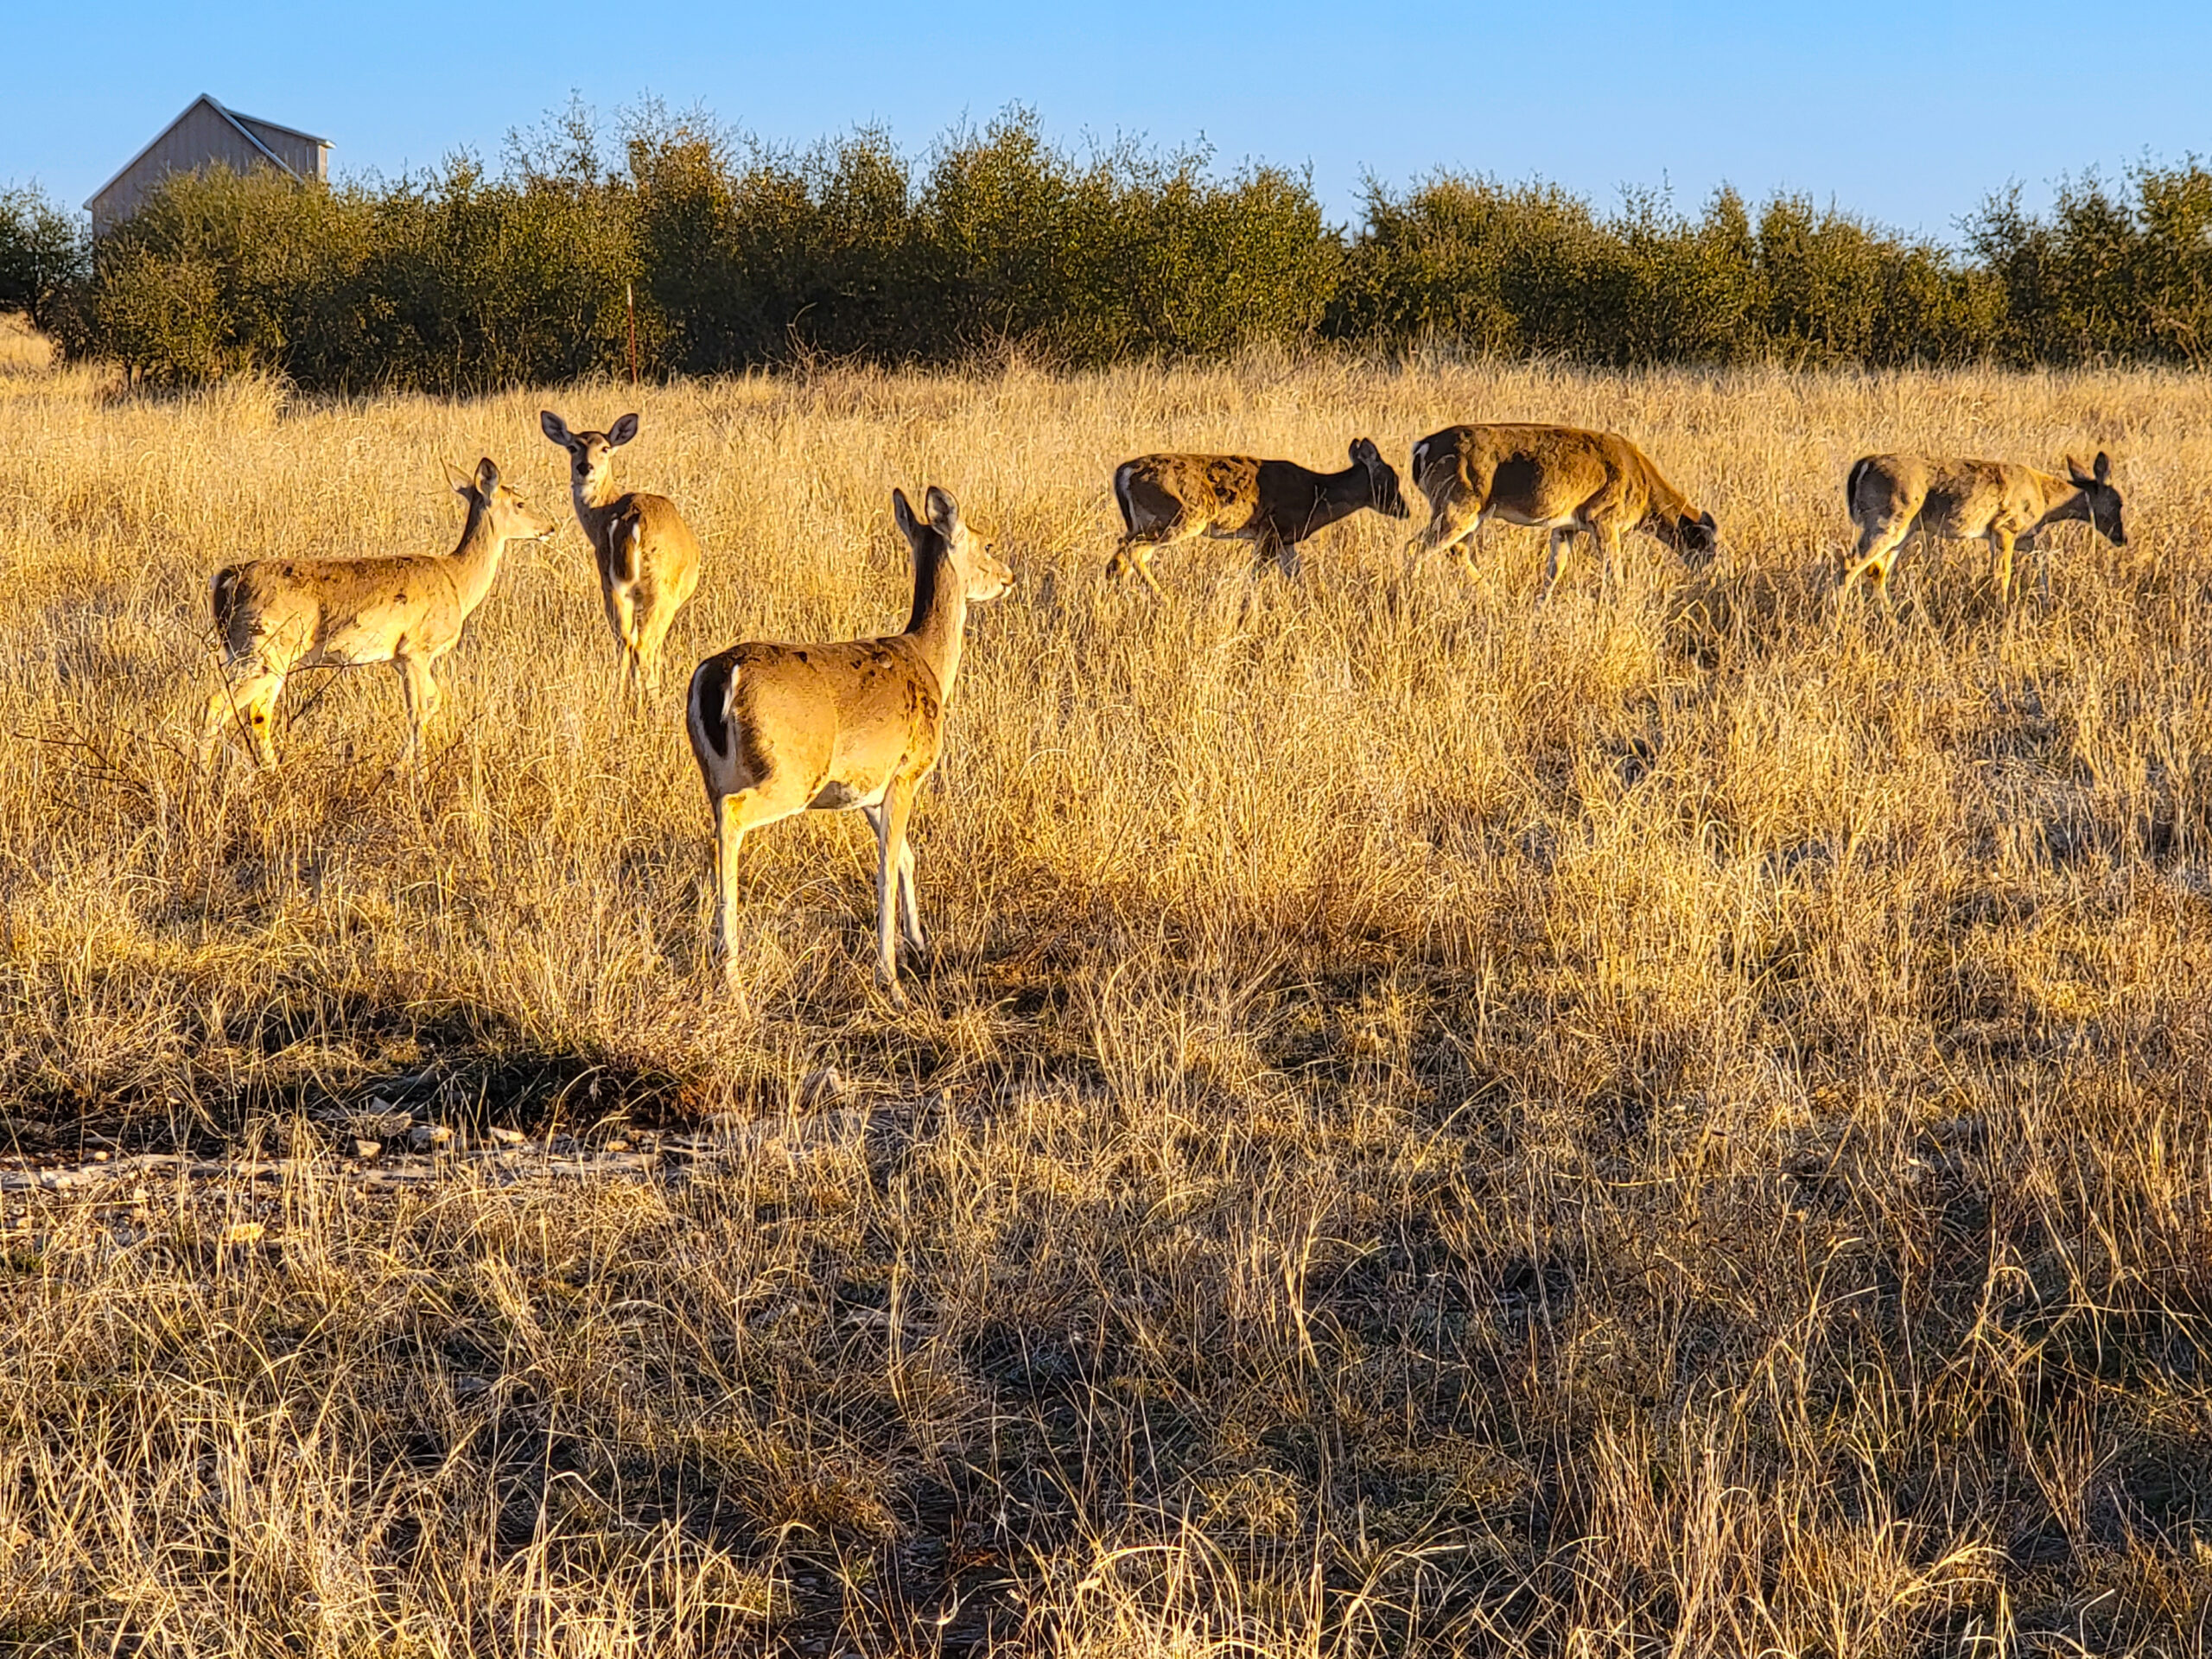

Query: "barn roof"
<box><xmin>84</xmin><ymin>94</ymin><xmax>332</xmax><ymax>212</ymax></box>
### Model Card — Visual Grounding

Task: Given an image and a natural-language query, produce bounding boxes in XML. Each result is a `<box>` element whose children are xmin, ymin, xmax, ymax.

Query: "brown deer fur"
<box><xmin>540</xmin><ymin>410</ymin><xmax>703</xmax><ymax>692</ymax></box>
<box><xmin>1408</xmin><ymin>423</ymin><xmax>1718</xmax><ymax>600</ymax></box>
<box><xmin>685</xmin><ymin>486</ymin><xmax>1014</xmax><ymax>1007</ymax></box>
<box><xmin>1841</xmin><ymin>451</ymin><xmax>2126</xmax><ymax>601</ymax></box>
<box><xmin>1108</xmin><ymin>439</ymin><xmax>1408</xmax><ymax>594</ymax></box>
<box><xmin>200</xmin><ymin>459</ymin><xmax>553</xmax><ymax>766</ymax></box>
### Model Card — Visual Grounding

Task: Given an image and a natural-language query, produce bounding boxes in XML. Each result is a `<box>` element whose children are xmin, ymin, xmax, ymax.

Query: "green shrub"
<box><xmin>50</xmin><ymin>104</ymin><xmax>2212</xmax><ymax>385</ymax></box>
<box><xmin>1967</xmin><ymin>161</ymin><xmax>2212</xmax><ymax>366</ymax></box>
<box><xmin>0</xmin><ymin>184</ymin><xmax>85</xmax><ymax>330</ymax></box>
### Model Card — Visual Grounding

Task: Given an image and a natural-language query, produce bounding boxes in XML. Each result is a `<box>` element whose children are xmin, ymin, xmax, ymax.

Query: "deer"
<box><xmin>200</xmin><ymin>458</ymin><xmax>553</xmax><ymax>767</ymax></box>
<box><xmin>1840</xmin><ymin>451</ymin><xmax>2126</xmax><ymax>603</ymax></box>
<box><xmin>685</xmin><ymin>486</ymin><xmax>1014</xmax><ymax>1009</ymax></box>
<box><xmin>1107</xmin><ymin>439</ymin><xmax>1408</xmax><ymax>595</ymax></box>
<box><xmin>1407</xmin><ymin>423</ymin><xmax>1718</xmax><ymax>601</ymax></box>
<box><xmin>538</xmin><ymin>410</ymin><xmax>703</xmax><ymax>694</ymax></box>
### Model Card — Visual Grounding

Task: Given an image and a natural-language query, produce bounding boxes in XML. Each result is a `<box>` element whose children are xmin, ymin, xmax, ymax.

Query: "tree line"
<box><xmin>6</xmin><ymin>105</ymin><xmax>2212</xmax><ymax>390</ymax></box>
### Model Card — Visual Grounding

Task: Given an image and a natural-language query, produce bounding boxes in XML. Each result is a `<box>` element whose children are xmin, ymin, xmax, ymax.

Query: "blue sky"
<box><xmin>12</xmin><ymin>1</ymin><xmax>2205</xmax><ymax>240</ymax></box>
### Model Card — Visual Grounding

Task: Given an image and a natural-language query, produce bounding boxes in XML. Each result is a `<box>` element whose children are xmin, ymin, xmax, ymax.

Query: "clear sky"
<box><xmin>10</xmin><ymin>0</ymin><xmax>2204</xmax><ymax>240</ymax></box>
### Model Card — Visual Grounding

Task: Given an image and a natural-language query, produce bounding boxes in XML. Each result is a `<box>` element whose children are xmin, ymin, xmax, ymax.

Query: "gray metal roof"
<box><xmin>84</xmin><ymin>94</ymin><xmax>331</xmax><ymax>211</ymax></box>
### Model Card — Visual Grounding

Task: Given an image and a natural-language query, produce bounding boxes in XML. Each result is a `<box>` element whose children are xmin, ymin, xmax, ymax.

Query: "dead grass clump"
<box><xmin>0</xmin><ymin>359</ymin><xmax>2209</xmax><ymax>1653</ymax></box>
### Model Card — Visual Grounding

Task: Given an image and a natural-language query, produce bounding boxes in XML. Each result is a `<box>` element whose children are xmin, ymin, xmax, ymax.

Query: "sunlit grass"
<box><xmin>0</xmin><ymin>350</ymin><xmax>2208</xmax><ymax>1654</ymax></box>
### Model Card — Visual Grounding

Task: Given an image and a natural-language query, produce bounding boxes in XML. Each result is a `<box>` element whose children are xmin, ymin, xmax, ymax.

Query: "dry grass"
<box><xmin>2</xmin><ymin>346</ymin><xmax>2210</xmax><ymax>1655</ymax></box>
<box><xmin>0</xmin><ymin>314</ymin><xmax>56</xmax><ymax>376</ymax></box>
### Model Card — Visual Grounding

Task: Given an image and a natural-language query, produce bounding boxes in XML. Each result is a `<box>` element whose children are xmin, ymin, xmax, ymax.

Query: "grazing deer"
<box><xmin>538</xmin><ymin>410</ymin><xmax>703</xmax><ymax>693</ymax></box>
<box><xmin>1408</xmin><ymin>423</ymin><xmax>1718</xmax><ymax>601</ymax></box>
<box><xmin>685</xmin><ymin>486</ymin><xmax>1014</xmax><ymax>1007</ymax></box>
<box><xmin>1107</xmin><ymin>439</ymin><xmax>1408</xmax><ymax>594</ymax></box>
<box><xmin>1841</xmin><ymin>451</ymin><xmax>2126</xmax><ymax>603</ymax></box>
<box><xmin>200</xmin><ymin>458</ymin><xmax>552</xmax><ymax>767</ymax></box>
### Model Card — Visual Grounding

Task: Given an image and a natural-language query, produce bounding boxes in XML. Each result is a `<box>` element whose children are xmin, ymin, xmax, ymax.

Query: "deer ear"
<box><xmin>925</xmin><ymin>486</ymin><xmax>961</xmax><ymax>537</ymax></box>
<box><xmin>892</xmin><ymin>488</ymin><xmax>920</xmax><ymax>543</ymax></box>
<box><xmin>539</xmin><ymin>410</ymin><xmax>570</xmax><ymax>446</ymax></box>
<box><xmin>1351</xmin><ymin>437</ymin><xmax>1379</xmax><ymax>464</ymax></box>
<box><xmin>446</xmin><ymin>462</ymin><xmax>473</xmax><ymax>499</ymax></box>
<box><xmin>607</xmin><ymin>413</ymin><xmax>639</xmax><ymax>447</ymax></box>
<box><xmin>2094</xmin><ymin>451</ymin><xmax>2111</xmax><ymax>484</ymax></box>
<box><xmin>475</xmin><ymin>457</ymin><xmax>500</xmax><ymax>493</ymax></box>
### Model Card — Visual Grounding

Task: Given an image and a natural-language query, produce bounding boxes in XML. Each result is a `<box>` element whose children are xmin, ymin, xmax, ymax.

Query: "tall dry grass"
<box><xmin>1</xmin><ymin>348</ymin><xmax>2209</xmax><ymax>1654</ymax></box>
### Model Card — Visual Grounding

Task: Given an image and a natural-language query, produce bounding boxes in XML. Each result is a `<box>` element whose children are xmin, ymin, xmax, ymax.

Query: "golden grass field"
<box><xmin>2</xmin><ymin>339</ymin><xmax>2210</xmax><ymax>1655</ymax></box>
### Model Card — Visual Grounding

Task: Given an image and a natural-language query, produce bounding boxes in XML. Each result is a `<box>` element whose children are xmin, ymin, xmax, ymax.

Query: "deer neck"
<box><xmin>1641</xmin><ymin>473</ymin><xmax>1691</xmax><ymax>531</ymax></box>
<box><xmin>1304</xmin><ymin>463</ymin><xmax>1373</xmax><ymax>535</ymax></box>
<box><xmin>572</xmin><ymin>471</ymin><xmax>623</xmax><ymax>539</ymax></box>
<box><xmin>2029</xmin><ymin>469</ymin><xmax>2087</xmax><ymax>529</ymax></box>
<box><xmin>449</xmin><ymin>503</ymin><xmax>508</xmax><ymax>613</ymax></box>
<box><xmin>904</xmin><ymin>542</ymin><xmax>969</xmax><ymax>699</ymax></box>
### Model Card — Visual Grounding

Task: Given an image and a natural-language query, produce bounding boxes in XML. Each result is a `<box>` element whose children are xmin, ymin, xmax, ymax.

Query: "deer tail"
<box><xmin>209</xmin><ymin>566</ymin><xmax>243</xmax><ymax>633</ymax></box>
<box><xmin>687</xmin><ymin>653</ymin><xmax>739</xmax><ymax>766</ymax></box>
<box><xmin>613</xmin><ymin>516</ymin><xmax>645</xmax><ymax>587</ymax></box>
<box><xmin>1112</xmin><ymin>461</ymin><xmax>1139</xmax><ymax>534</ymax></box>
<box><xmin>1846</xmin><ymin>456</ymin><xmax>1873</xmax><ymax>514</ymax></box>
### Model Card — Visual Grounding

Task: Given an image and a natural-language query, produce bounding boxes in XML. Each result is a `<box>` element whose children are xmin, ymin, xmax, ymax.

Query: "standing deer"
<box><xmin>200</xmin><ymin>458</ymin><xmax>552</xmax><ymax>767</ymax></box>
<box><xmin>1840</xmin><ymin>451</ymin><xmax>2126</xmax><ymax>603</ymax></box>
<box><xmin>685</xmin><ymin>486</ymin><xmax>1014</xmax><ymax>1007</ymax></box>
<box><xmin>1408</xmin><ymin>423</ymin><xmax>1718</xmax><ymax>601</ymax></box>
<box><xmin>1107</xmin><ymin>439</ymin><xmax>1408</xmax><ymax>595</ymax></box>
<box><xmin>539</xmin><ymin>410</ymin><xmax>703</xmax><ymax>693</ymax></box>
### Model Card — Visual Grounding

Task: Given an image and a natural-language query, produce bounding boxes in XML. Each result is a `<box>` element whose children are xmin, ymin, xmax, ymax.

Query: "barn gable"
<box><xmin>86</xmin><ymin>95</ymin><xmax>331</xmax><ymax>236</ymax></box>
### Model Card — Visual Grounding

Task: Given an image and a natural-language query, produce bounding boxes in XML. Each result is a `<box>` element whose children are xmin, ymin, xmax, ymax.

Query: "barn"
<box><xmin>85</xmin><ymin>95</ymin><xmax>330</xmax><ymax>236</ymax></box>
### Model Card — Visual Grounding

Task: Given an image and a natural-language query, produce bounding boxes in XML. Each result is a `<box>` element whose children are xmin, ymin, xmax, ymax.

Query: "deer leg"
<box><xmin>394</xmin><ymin>652</ymin><xmax>442</xmax><ymax>760</ymax></box>
<box><xmin>1840</xmin><ymin>522</ymin><xmax>1909</xmax><ymax>605</ymax></box>
<box><xmin>1839</xmin><ymin>525</ymin><xmax>1885</xmax><ymax>593</ymax></box>
<box><xmin>635</xmin><ymin>592</ymin><xmax>679</xmax><ymax>697</ymax></box>
<box><xmin>213</xmin><ymin>667</ymin><xmax>285</xmax><ymax>768</ymax></box>
<box><xmin>710</xmin><ymin>791</ymin><xmax>753</xmax><ymax>998</ymax></box>
<box><xmin>245</xmin><ymin>678</ymin><xmax>284</xmax><ymax>768</ymax></box>
<box><xmin>1539</xmin><ymin>529</ymin><xmax>1576</xmax><ymax>605</ymax></box>
<box><xmin>867</xmin><ymin>801</ymin><xmax>926</xmax><ymax>955</ymax></box>
<box><xmin>201</xmin><ymin>677</ymin><xmax>249</xmax><ymax>765</ymax></box>
<box><xmin>1438</xmin><ymin>509</ymin><xmax>1485</xmax><ymax>576</ymax></box>
<box><xmin>1407</xmin><ymin>502</ymin><xmax>1462</xmax><ymax>560</ymax></box>
<box><xmin>635</xmin><ymin>601</ymin><xmax>677</xmax><ymax>696</ymax></box>
<box><xmin>874</xmin><ymin>777</ymin><xmax>918</xmax><ymax>1005</ymax></box>
<box><xmin>1109</xmin><ymin>531</ymin><xmax>1173</xmax><ymax>600</ymax></box>
<box><xmin>1875</xmin><ymin>531</ymin><xmax>1917</xmax><ymax>612</ymax></box>
<box><xmin>203</xmin><ymin>651</ymin><xmax>280</xmax><ymax>766</ymax></box>
<box><xmin>1989</xmin><ymin>528</ymin><xmax>2019</xmax><ymax>601</ymax></box>
<box><xmin>199</xmin><ymin>686</ymin><xmax>232</xmax><ymax>764</ymax></box>
<box><xmin>601</xmin><ymin>582</ymin><xmax>646</xmax><ymax>699</ymax></box>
